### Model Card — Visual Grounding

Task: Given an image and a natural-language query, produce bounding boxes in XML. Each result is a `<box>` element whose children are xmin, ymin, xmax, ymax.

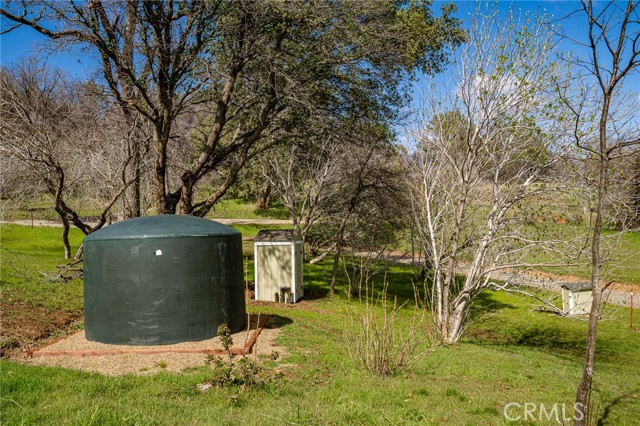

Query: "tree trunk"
<box><xmin>51</xmin><ymin>168</ymin><xmax>71</xmax><ymax>259</ymax></box>
<box><xmin>74</xmin><ymin>243</ymin><xmax>84</xmax><ymax>261</ymax></box>
<box><xmin>153</xmin><ymin>129</ymin><xmax>169</xmax><ymax>214</ymax></box>
<box><xmin>445</xmin><ymin>292</ymin><xmax>470</xmax><ymax>344</ymax></box>
<box><xmin>178</xmin><ymin>177</ymin><xmax>194</xmax><ymax>215</ymax></box>
<box><xmin>329</xmin><ymin>218</ymin><xmax>349</xmax><ymax>294</ymax></box>
<box><xmin>329</xmin><ymin>239</ymin><xmax>343</xmax><ymax>295</ymax></box>
<box><xmin>124</xmin><ymin>139</ymin><xmax>142</xmax><ymax>218</ymax></box>
<box><xmin>60</xmin><ymin>215</ymin><xmax>71</xmax><ymax>260</ymax></box>
<box><xmin>256</xmin><ymin>184</ymin><xmax>272</xmax><ymax>210</ymax></box>
<box><xmin>120</xmin><ymin>4</ymin><xmax>142</xmax><ymax>220</ymax></box>
<box><xmin>632</xmin><ymin>154</ymin><xmax>640</xmax><ymax>227</ymax></box>
<box><xmin>575</xmin><ymin>120</ymin><xmax>610</xmax><ymax>426</ymax></box>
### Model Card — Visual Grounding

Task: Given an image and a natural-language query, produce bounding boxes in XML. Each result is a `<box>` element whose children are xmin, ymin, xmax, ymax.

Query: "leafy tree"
<box><xmin>1</xmin><ymin>0</ymin><xmax>465</xmax><ymax>216</ymax></box>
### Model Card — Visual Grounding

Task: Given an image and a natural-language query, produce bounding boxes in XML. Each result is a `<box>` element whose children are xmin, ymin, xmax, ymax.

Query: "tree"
<box><xmin>554</xmin><ymin>1</ymin><xmax>640</xmax><ymax>423</ymax></box>
<box><xmin>321</xmin><ymin>125</ymin><xmax>407</xmax><ymax>295</ymax></box>
<box><xmin>264</xmin><ymin>137</ymin><xmax>342</xmax><ymax>258</ymax></box>
<box><xmin>1</xmin><ymin>0</ymin><xmax>464</xmax><ymax>216</ymax></box>
<box><xmin>631</xmin><ymin>153</ymin><xmax>640</xmax><ymax>226</ymax></box>
<box><xmin>406</xmin><ymin>5</ymin><xmax>576</xmax><ymax>343</ymax></box>
<box><xmin>264</xmin><ymin>113</ymin><xmax>408</xmax><ymax>296</ymax></box>
<box><xmin>0</xmin><ymin>59</ymin><xmax>141</xmax><ymax>258</ymax></box>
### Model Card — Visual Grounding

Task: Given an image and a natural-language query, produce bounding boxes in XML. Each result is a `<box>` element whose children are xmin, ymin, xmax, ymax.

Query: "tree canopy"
<box><xmin>1</xmin><ymin>0</ymin><xmax>465</xmax><ymax>215</ymax></box>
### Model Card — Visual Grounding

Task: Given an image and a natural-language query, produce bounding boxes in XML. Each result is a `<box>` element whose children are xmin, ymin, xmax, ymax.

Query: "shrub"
<box><xmin>345</xmin><ymin>277</ymin><xmax>433</xmax><ymax>377</ymax></box>
<box><xmin>203</xmin><ymin>322</ymin><xmax>277</xmax><ymax>390</ymax></box>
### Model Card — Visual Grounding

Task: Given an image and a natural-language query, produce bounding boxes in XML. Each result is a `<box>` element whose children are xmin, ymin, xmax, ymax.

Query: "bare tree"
<box><xmin>0</xmin><ymin>60</ymin><xmax>140</xmax><ymax>258</ymax></box>
<box><xmin>323</xmin><ymin>135</ymin><xmax>407</xmax><ymax>295</ymax></box>
<box><xmin>406</xmin><ymin>5</ymin><xmax>579</xmax><ymax>344</ymax></box>
<box><xmin>264</xmin><ymin>138</ymin><xmax>342</xmax><ymax>259</ymax></box>
<box><xmin>264</xmin><ymin>114</ymin><xmax>407</xmax><ymax>295</ymax></box>
<box><xmin>554</xmin><ymin>1</ymin><xmax>640</xmax><ymax>423</ymax></box>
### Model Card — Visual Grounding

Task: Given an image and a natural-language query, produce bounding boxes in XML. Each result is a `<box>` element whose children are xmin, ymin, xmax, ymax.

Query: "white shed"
<box><xmin>254</xmin><ymin>230</ymin><xmax>303</xmax><ymax>303</ymax></box>
<box><xmin>561</xmin><ymin>283</ymin><xmax>593</xmax><ymax>315</ymax></box>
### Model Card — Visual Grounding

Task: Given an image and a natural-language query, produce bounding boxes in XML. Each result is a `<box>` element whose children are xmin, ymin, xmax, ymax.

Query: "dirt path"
<box><xmin>0</xmin><ymin>218</ymin><xmax>291</xmax><ymax>228</ymax></box>
<box><xmin>364</xmin><ymin>251</ymin><xmax>637</xmax><ymax>308</ymax></box>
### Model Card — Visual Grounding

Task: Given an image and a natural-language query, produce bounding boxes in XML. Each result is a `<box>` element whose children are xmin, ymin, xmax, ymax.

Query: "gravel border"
<box><xmin>26</xmin><ymin>320</ymin><xmax>286</xmax><ymax>376</ymax></box>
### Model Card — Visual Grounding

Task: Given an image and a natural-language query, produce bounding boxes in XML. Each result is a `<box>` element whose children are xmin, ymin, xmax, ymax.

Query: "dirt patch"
<box><xmin>519</xmin><ymin>269</ymin><xmax>639</xmax><ymax>293</ymax></box>
<box><xmin>24</xmin><ymin>316</ymin><xmax>286</xmax><ymax>376</ymax></box>
<box><xmin>0</xmin><ymin>301</ymin><xmax>83</xmax><ymax>358</ymax></box>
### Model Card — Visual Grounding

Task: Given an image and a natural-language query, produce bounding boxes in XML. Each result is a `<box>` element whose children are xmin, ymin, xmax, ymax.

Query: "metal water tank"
<box><xmin>83</xmin><ymin>215</ymin><xmax>246</xmax><ymax>345</ymax></box>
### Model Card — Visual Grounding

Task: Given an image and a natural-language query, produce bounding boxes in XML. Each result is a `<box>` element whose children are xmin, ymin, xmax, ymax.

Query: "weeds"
<box><xmin>202</xmin><ymin>323</ymin><xmax>277</xmax><ymax>390</ymax></box>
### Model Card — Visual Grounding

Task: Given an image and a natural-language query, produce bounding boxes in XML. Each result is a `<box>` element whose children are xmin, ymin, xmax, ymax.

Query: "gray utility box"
<box><xmin>561</xmin><ymin>283</ymin><xmax>593</xmax><ymax>315</ymax></box>
<box><xmin>254</xmin><ymin>230</ymin><xmax>303</xmax><ymax>303</ymax></box>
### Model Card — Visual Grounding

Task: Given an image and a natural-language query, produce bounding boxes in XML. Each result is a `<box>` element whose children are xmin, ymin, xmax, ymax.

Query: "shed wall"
<box><xmin>572</xmin><ymin>291</ymin><xmax>593</xmax><ymax>315</ymax></box>
<box><xmin>256</xmin><ymin>244</ymin><xmax>292</xmax><ymax>302</ymax></box>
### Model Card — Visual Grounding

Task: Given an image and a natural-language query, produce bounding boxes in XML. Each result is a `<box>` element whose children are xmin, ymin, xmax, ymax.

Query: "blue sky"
<box><xmin>0</xmin><ymin>1</ymin><xmax>596</xmax><ymax>75</ymax></box>
<box><xmin>418</xmin><ymin>0</ymin><xmax>640</xmax><ymax>91</ymax></box>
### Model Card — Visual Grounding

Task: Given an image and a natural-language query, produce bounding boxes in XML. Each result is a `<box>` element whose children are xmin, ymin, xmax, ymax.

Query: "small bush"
<box><xmin>207</xmin><ymin>356</ymin><xmax>268</xmax><ymax>388</ymax></box>
<box><xmin>345</xmin><ymin>277</ymin><xmax>433</xmax><ymax>377</ymax></box>
<box><xmin>203</xmin><ymin>323</ymin><xmax>277</xmax><ymax>390</ymax></box>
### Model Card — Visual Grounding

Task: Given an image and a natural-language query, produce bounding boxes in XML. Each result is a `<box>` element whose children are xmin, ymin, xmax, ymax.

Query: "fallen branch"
<box><xmin>488</xmin><ymin>281</ymin><xmax>569</xmax><ymax>317</ymax></box>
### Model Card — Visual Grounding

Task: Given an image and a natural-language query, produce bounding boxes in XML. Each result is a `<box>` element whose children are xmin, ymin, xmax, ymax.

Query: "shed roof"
<box><xmin>560</xmin><ymin>282</ymin><xmax>593</xmax><ymax>292</ymax></box>
<box><xmin>255</xmin><ymin>229</ymin><xmax>300</xmax><ymax>242</ymax></box>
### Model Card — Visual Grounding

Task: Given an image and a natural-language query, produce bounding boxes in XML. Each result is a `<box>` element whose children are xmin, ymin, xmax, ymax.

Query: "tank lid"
<box><xmin>85</xmin><ymin>215</ymin><xmax>240</xmax><ymax>241</ymax></box>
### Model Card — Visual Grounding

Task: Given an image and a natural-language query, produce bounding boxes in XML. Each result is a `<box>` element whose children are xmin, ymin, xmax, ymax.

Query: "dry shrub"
<box><xmin>345</xmin><ymin>276</ymin><xmax>434</xmax><ymax>377</ymax></box>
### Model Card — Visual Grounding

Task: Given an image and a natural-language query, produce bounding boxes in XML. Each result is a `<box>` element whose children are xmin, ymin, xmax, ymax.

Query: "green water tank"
<box><xmin>83</xmin><ymin>215</ymin><xmax>246</xmax><ymax>345</ymax></box>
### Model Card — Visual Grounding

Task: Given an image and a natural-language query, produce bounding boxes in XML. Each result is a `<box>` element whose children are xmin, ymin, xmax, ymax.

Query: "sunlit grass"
<box><xmin>1</xmin><ymin>224</ymin><xmax>639</xmax><ymax>425</ymax></box>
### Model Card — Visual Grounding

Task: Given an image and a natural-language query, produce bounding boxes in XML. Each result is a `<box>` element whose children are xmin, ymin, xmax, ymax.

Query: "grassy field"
<box><xmin>205</xmin><ymin>198</ymin><xmax>290</xmax><ymax>221</ymax></box>
<box><xmin>2</xmin><ymin>195</ymin><xmax>290</xmax><ymax>222</ymax></box>
<box><xmin>4</xmin><ymin>194</ymin><xmax>638</xmax><ymax>286</ymax></box>
<box><xmin>1</xmin><ymin>224</ymin><xmax>639</xmax><ymax>425</ymax></box>
<box><xmin>518</xmin><ymin>224</ymin><xmax>640</xmax><ymax>287</ymax></box>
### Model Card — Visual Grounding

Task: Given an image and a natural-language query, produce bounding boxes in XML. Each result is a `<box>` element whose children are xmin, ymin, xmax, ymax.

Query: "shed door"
<box><xmin>257</xmin><ymin>245</ymin><xmax>292</xmax><ymax>302</ymax></box>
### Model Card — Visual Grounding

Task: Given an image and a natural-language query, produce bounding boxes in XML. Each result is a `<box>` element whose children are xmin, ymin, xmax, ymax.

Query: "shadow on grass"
<box><xmin>303</xmin><ymin>258</ymin><xmax>421</xmax><ymax>302</ymax></box>
<box><xmin>469</xmin><ymin>291</ymin><xmax>516</xmax><ymax>315</ymax></box>
<box><xmin>300</xmin><ymin>287</ymin><xmax>330</xmax><ymax>301</ymax></box>
<box><xmin>262</xmin><ymin>314</ymin><xmax>293</xmax><ymax>329</ymax></box>
<box><xmin>596</xmin><ymin>386</ymin><xmax>640</xmax><ymax>426</ymax></box>
<box><xmin>301</xmin><ymin>258</ymin><xmax>334</xmax><ymax>300</ymax></box>
<box><xmin>464</xmin><ymin>315</ymin><xmax>620</xmax><ymax>362</ymax></box>
<box><xmin>465</xmin><ymin>307</ymin><xmax>589</xmax><ymax>358</ymax></box>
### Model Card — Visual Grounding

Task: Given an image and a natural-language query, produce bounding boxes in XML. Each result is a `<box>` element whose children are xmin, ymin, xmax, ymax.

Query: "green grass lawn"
<box><xmin>204</xmin><ymin>198</ymin><xmax>290</xmax><ymax>221</ymax></box>
<box><xmin>517</xmin><ymin>224</ymin><xmax>640</xmax><ymax>287</ymax></box>
<box><xmin>1</xmin><ymin>224</ymin><xmax>639</xmax><ymax>425</ymax></box>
